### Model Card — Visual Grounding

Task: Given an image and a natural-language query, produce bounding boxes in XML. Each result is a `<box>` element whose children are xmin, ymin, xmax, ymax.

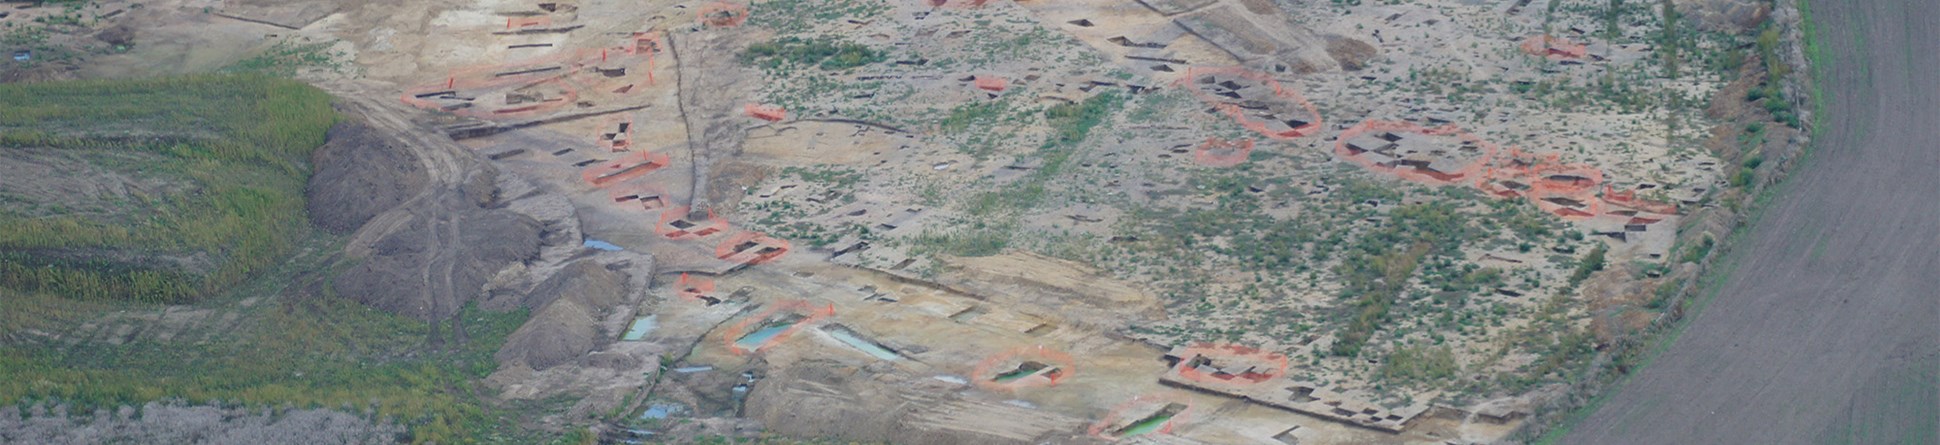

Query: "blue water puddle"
<box><xmin>621</xmin><ymin>316</ymin><xmax>657</xmax><ymax>341</ymax></box>
<box><xmin>583</xmin><ymin>239</ymin><xmax>624</xmax><ymax>251</ymax></box>
<box><xmin>639</xmin><ymin>403</ymin><xmax>687</xmax><ymax>420</ymax></box>
<box><xmin>733</xmin><ymin>323</ymin><xmax>794</xmax><ymax>350</ymax></box>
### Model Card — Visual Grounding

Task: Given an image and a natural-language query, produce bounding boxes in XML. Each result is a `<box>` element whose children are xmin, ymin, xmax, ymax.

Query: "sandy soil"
<box><xmin>1562</xmin><ymin>0</ymin><xmax>1940</xmax><ymax>443</ymax></box>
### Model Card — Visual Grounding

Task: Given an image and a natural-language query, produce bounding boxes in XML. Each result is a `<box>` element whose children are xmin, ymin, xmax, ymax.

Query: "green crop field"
<box><xmin>0</xmin><ymin>75</ymin><xmax>335</xmax><ymax>303</ymax></box>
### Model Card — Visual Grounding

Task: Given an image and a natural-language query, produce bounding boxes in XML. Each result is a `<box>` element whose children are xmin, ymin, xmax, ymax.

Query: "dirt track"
<box><xmin>1562</xmin><ymin>0</ymin><xmax>1940</xmax><ymax>443</ymax></box>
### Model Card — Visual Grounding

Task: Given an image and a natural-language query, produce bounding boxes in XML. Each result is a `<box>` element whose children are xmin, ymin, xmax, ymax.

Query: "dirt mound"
<box><xmin>333</xmin><ymin>191</ymin><xmax>540</xmax><ymax>321</ymax></box>
<box><xmin>1325</xmin><ymin>36</ymin><xmax>1378</xmax><ymax>71</ymax></box>
<box><xmin>93</xmin><ymin>24</ymin><xmax>136</xmax><ymax>48</ymax></box>
<box><xmin>306</xmin><ymin>120</ymin><xmax>428</xmax><ymax>234</ymax></box>
<box><xmin>494</xmin><ymin>260</ymin><xmax>630</xmax><ymax>370</ymax></box>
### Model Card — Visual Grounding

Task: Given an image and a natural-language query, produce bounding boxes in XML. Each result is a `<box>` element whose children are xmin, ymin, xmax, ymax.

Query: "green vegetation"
<box><xmin>1567</xmin><ymin>244</ymin><xmax>1608</xmax><ymax>288</ymax></box>
<box><xmin>962</xmin><ymin>92</ymin><xmax>1120</xmax><ymax>217</ymax></box>
<box><xmin>0</xmin><ymin>75</ymin><xmax>337</xmax><ymax>303</ymax></box>
<box><xmin>741</xmin><ymin>37</ymin><xmax>886</xmax><ymax>71</ymax></box>
<box><xmin>1749</xmin><ymin>24</ymin><xmax>1802</xmax><ymax>128</ymax></box>
<box><xmin>1380</xmin><ymin>345</ymin><xmax>1459</xmax><ymax>385</ymax></box>
<box><xmin>914</xmin><ymin>92</ymin><xmax>1123</xmax><ymax>258</ymax></box>
<box><xmin>0</xmin><ymin>232</ymin><xmax>554</xmax><ymax>444</ymax></box>
<box><xmin>1332</xmin><ymin>203</ymin><xmax>1475</xmax><ymax>357</ymax></box>
<box><xmin>221</xmin><ymin>39</ymin><xmax>348</xmax><ymax>77</ymax></box>
<box><xmin>0</xmin><ymin>75</ymin><xmax>582</xmax><ymax>444</ymax></box>
<box><xmin>745</xmin><ymin>0</ymin><xmax>890</xmax><ymax>35</ymax></box>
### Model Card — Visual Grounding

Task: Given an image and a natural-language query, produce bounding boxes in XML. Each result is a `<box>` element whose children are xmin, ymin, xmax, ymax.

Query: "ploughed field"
<box><xmin>1563</xmin><ymin>0</ymin><xmax>1940</xmax><ymax>443</ymax></box>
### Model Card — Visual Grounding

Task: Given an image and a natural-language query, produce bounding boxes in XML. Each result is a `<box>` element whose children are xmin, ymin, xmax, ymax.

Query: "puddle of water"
<box><xmin>992</xmin><ymin>362</ymin><xmax>1052</xmax><ymax>383</ymax></box>
<box><xmin>672</xmin><ymin>366</ymin><xmax>714</xmax><ymax>373</ymax></box>
<box><xmin>639</xmin><ymin>403</ymin><xmax>686</xmax><ymax>420</ymax></box>
<box><xmin>932</xmin><ymin>375</ymin><xmax>968</xmax><ymax>385</ymax></box>
<box><xmin>734</xmin><ymin>320</ymin><xmax>796</xmax><ymax>350</ymax></box>
<box><xmin>826</xmin><ymin>327</ymin><xmax>899</xmax><ymax>361</ymax></box>
<box><xmin>621</xmin><ymin>316</ymin><xmax>657</xmax><ymax>341</ymax></box>
<box><xmin>583</xmin><ymin>239</ymin><xmax>625</xmax><ymax>251</ymax></box>
<box><xmin>1116</xmin><ymin>412</ymin><xmax>1174</xmax><ymax>437</ymax></box>
<box><xmin>1113</xmin><ymin>403</ymin><xmax>1188</xmax><ymax>438</ymax></box>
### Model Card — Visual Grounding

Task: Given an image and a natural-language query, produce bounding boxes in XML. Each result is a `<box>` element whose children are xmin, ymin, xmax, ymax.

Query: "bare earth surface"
<box><xmin>1563</xmin><ymin>0</ymin><xmax>1940</xmax><ymax>443</ymax></box>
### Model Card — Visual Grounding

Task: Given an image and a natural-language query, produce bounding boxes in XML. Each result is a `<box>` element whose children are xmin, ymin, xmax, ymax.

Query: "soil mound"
<box><xmin>332</xmin><ymin>191</ymin><xmax>541</xmax><ymax>321</ymax></box>
<box><xmin>306</xmin><ymin>120</ymin><xmax>427</xmax><ymax>234</ymax></box>
<box><xmin>494</xmin><ymin>260</ymin><xmax>630</xmax><ymax>370</ymax></box>
<box><xmin>1325</xmin><ymin>36</ymin><xmax>1378</xmax><ymax>71</ymax></box>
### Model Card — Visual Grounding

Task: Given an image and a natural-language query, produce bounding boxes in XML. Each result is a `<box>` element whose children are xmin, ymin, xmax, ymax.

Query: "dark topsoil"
<box><xmin>1563</xmin><ymin>0</ymin><xmax>1940</xmax><ymax>443</ymax></box>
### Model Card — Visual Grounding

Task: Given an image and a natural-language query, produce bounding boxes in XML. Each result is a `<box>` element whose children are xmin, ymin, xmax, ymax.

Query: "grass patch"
<box><xmin>0</xmin><ymin>231</ymin><xmax>550</xmax><ymax>444</ymax></box>
<box><xmin>741</xmin><ymin>37</ymin><xmax>886</xmax><ymax>71</ymax></box>
<box><xmin>0</xmin><ymin>74</ymin><xmax>337</xmax><ymax>303</ymax></box>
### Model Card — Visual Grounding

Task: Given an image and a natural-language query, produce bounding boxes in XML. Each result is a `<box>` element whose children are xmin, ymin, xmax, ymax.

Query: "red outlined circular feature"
<box><xmin>1193</xmin><ymin>137</ymin><xmax>1255</xmax><ymax>167</ymax></box>
<box><xmin>1176</xmin><ymin>66</ymin><xmax>1323</xmax><ymax>140</ymax></box>
<box><xmin>719</xmin><ymin>299</ymin><xmax>835</xmax><ymax>355</ymax></box>
<box><xmin>1166</xmin><ymin>342</ymin><xmax>1289</xmax><ymax>388</ymax></box>
<box><xmin>1329</xmin><ymin>118</ymin><xmax>1681</xmax><ymax>222</ymax></box>
<box><xmin>1334</xmin><ymin>120</ymin><xmax>1499</xmax><ymax>186</ymax></box>
<box><xmin>971</xmin><ymin>345</ymin><xmax>1077</xmax><ymax>392</ymax></box>
<box><xmin>1086</xmin><ymin>393</ymin><xmax>1197</xmax><ymax>441</ymax></box>
<box><xmin>714</xmin><ymin>231</ymin><xmax>792</xmax><ymax>265</ymax></box>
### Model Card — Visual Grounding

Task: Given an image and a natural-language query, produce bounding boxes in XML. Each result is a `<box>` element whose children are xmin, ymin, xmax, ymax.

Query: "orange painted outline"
<box><xmin>1176</xmin><ymin>66</ymin><xmax>1324</xmax><ymax>140</ymax></box>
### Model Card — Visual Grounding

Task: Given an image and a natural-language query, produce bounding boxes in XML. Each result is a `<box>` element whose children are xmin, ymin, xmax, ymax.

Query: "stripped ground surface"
<box><xmin>1562</xmin><ymin>0</ymin><xmax>1940</xmax><ymax>443</ymax></box>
